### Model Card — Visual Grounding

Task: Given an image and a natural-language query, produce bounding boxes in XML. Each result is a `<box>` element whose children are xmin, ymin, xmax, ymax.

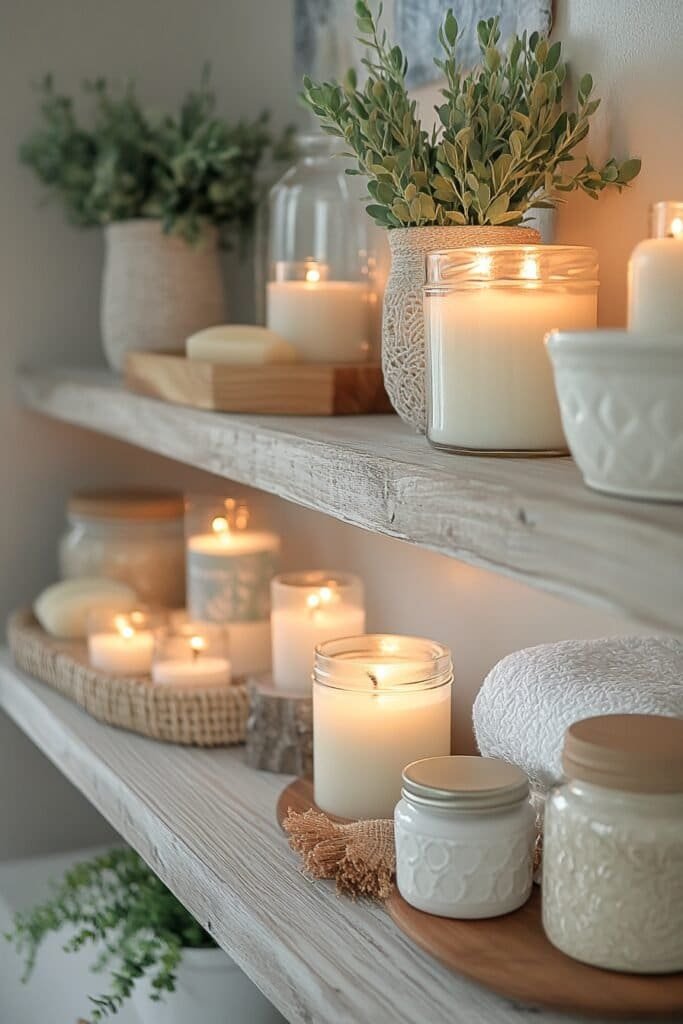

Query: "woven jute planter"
<box><xmin>8</xmin><ymin>610</ymin><xmax>248</xmax><ymax>746</ymax></box>
<box><xmin>101</xmin><ymin>220</ymin><xmax>227</xmax><ymax>371</ymax></box>
<box><xmin>383</xmin><ymin>224</ymin><xmax>541</xmax><ymax>432</ymax></box>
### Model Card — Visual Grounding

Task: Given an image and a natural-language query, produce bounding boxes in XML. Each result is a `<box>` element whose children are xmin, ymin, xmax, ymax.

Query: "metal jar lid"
<box><xmin>563</xmin><ymin>714</ymin><xmax>683</xmax><ymax>794</ymax></box>
<box><xmin>402</xmin><ymin>755</ymin><xmax>529</xmax><ymax>812</ymax></box>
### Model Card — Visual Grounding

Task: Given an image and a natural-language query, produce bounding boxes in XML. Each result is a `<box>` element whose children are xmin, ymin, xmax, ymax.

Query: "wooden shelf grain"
<box><xmin>1</xmin><ymin>654</ymin><xmax>668</xmax><ymax>1024</ymax></box>
<box><xmin>19</xmin><ymin>367</ymin><xmax>683</xmax><ymax>633</ymax></box>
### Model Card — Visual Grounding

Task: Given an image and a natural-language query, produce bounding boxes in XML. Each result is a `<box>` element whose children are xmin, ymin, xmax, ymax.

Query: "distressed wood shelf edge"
<box><xmin>18</xmin><ymin>368</ymin><xmax>683</xmax><ymax>633</ymax></box>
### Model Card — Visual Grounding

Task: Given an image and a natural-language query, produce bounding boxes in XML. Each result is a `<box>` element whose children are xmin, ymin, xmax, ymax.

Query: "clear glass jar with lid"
<box><xmin>59</xmin><ymin>490</ymin><xmax>185</xmax><ymax>608</ymax></box>
<box><xmin>628</xmin><ymin>200</ymin><xmax>683</xmax><ymax>332</ymax></box>
<box><xmin>395</xmin><ymin>755</ymin><xmax>535</xmax><ymax>919</ymax></box>
<box><xmin>543</xmin><ymin>714</ymin><xmax>683</xmax><ymax>973</ymax></box>
<box><xmin>264</xmin><ymin>132</ymin><xmax>373</xmax><ymax>363</ymax></box>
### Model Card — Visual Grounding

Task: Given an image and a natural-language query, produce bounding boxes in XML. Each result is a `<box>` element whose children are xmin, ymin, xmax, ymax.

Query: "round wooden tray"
<box><xmin>277</xmin><ymin>777</ymin><xmax>683</xmax><ymax>1018</ymax></box>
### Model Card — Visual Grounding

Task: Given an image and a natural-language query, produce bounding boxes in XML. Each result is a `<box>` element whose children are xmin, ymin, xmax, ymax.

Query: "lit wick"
<box><xmin>190</xmin><ymin>636</ymin><xmax>205</xmax><ymax>662</ymax></box>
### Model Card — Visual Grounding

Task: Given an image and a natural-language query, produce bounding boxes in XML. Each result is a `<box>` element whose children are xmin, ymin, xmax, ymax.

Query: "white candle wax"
<box><xmin>266</xmin><ymin>280</ymin><xmax>370</xmax><ymax>362</ymax></box>
<box><xmin>314</xmin><ymin>663</ymin><xmax>451</xmax><ymax>819</ymax></box>
<box><xmin>89</xmin><ymin>629</ymin><xmax>154</xmax><ymax>675</ymax></box>
<box><xmin>272</xmin><ymin>604</ymin><xmax>366</xmax><ymax>695</ymax></box>
<box><xmin>152</xmin><ymin>656</ymin><xmax>231</xmax><ymax>687</ymax></box>
<box><xmin>425</xmin><ymin>287</ymin><xmax>596</xmax><ymax>451</ymax></box>
<box><xmin>628</xmin><ymin>236</ymin><xmax>683</xmax><ymax>333</ymax></box>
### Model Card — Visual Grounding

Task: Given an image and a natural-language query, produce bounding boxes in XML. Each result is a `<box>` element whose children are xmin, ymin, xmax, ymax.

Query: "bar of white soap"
<box><xmin>186</xmin><ymin>325</ymin><xmax>299</xmax><ymax>365</ymax></box>
<box><xmin>34</xmin><ymin>578</ymin><xmax>138</xmax><ymax>639</ymax></box>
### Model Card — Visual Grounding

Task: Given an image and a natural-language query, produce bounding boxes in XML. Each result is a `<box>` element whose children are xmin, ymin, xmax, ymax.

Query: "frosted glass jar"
<box><xmin>59</xmin><ymin>491</ymin><xmax>185</xmax><ymax>607</ymax></box>
<box><xmin>395</xmin><ymin>756</ymin><xmax>535</xmax><ymax>919</ymax></box>
<box><xmin>424</xmin><ymin>246</ymin><xmax>598</xmax><ymax>454</ymax></box>
<box><xmin>543</xmin><ymin>714</ymin><xmax>683</xmax><ymax>973</ymax></box>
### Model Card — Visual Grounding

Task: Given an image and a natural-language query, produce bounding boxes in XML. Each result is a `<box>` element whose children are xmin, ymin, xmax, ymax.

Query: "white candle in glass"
<box><xmin>628</xmin><ymin>202</ymin><xmax>683</xmax><ymax>333</ymax></box>
<box><xmin>313</xmin><ymin>636</ymin><xmax>452</xmax><ymax>819</ymax></box>
<box><xmin>88</xmin><ymin>609</ymin><xmax>160</xmax><ymax>675</ymax></box>
<box><xmin>266</xmin><ymin>261</ymin><xmax>370</xmax><ymax>363</ymax></box>
<box><xmin>424</xmin><ymin>247</ymin><xmax>598</xmax><ymax>453</ymax></box>
<box><xmin>271</xmin><ymin>572</ymin><xmax>365</xmax><ymax>695</ymax></box>
<box><xmin>152</xmin><ymin>631</ymin><xmax>231</xmax><ymax>688</ymax></box>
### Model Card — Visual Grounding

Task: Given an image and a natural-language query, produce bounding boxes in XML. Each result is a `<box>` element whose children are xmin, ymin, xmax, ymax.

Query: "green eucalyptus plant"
<box><xmin>6</xmin><ymin>848</ymin><xmax>215</xmax><ymax>1020</ymax></box>
<box><xmin>303</xmin><ymin>2</ymin><xmax>641</xmax><ymax>229</ymax></box>
<box><xmin>20</xmin><ymin>71</ymin><xmax>291</xmax><ymax>243</ymax></box>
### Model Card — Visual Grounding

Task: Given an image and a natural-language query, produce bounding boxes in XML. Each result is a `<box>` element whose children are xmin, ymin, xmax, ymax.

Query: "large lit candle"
<box><xmin>266</xmin><ymin>261</ymin><xmax>370</xmax><ymax>363</ymax></box>
<box><xmin>271</xmin><ymin>572</ymin><xmax>365</xmax><ymax>695</ymax></box>
<box><xmin>313</xmin><ymin>635</ymin><xmax>452</xmax><ymax>819</ymax></box>
<box><xmin>152</xmin><ymin>626</ymin><xmax>231</xmax><ymax>687</ymax></box>
<box><xmin>186</xmin><ymin>497</ymin><xmax>280</xmax><ymax>677</ymax></box>
<box><xmin>424</xmin><ymin>246</ymin><xmax>598</xmax><ymax>454</ymax></box>
<box><xmin>87</xmin><ymin>609</ymin><xmax>162</xmax><ymax>675</ymax></box>
<box><xmin>628</xmin><ymin>201</ymin><xmax>683</xmax><ymax>332</ymax></box>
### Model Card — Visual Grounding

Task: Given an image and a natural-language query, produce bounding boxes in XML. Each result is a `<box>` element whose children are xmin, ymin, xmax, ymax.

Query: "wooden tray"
<box><xmin>125</xmin><ymin>351</ymin><xmax>393</xmax><ymax>416</ymax></box>
<box><xmin>277</xmin><ymin>777</ymin><xmax>683</xmax><ymax>1018</ymax></box>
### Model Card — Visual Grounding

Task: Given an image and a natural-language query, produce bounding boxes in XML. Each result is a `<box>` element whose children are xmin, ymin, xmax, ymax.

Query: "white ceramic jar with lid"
<box><xmin>543</xmin><ymin>714</ymin><xmax>683</xmax><ymax>973</ymax></box>
<box><xmin>59</xmin><ymin>490</ymin><xmax>186</xmax><ymax>608</ymax></box>
<box><xmin>394</xmin><ymin>755</ymin><xmax>535</xmax><ymax>919</ymax></box>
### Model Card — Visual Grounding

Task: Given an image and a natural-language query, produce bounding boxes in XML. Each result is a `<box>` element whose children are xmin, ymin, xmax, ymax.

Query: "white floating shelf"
<box><xmin>20</xmin><ymin>367</ymin><xmax>683</xmax><ymax>633</ymax></box>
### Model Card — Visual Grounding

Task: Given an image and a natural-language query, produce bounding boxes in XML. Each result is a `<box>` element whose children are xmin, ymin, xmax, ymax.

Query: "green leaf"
<box><xmin>445</xmin><ymin>209</ymin><xmax>467</xmax><ymax>224</ymax></box>
<box><xmin>617</xmin><ymin>158</ymin><xmax>642</xmax><ymax>183</ymax></box>
<box><xmin>486</xmin><ymin>193</ymin><xmax>510</xmax><ymax>223</ymax></box>
<box><xmin>544</xmin><ymin>41</ymin><xmax>562</xmax><ymax>70</ymax></box>
<box><xmin>579</xmin><ymin>73</ymin><xmax>593</xmax><ymax>98</ymax></box>
<box><xmin>444</xmin><ymin>9</ymin><xmax>458</xmax><ymax>47</ymax></box>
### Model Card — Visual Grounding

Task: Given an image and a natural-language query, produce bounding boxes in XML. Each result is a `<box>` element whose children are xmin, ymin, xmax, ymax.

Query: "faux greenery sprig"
<box><xmin>20</xmin><ymin>71</ymin><xmax>291</xmax><ymax>243</ymax></box>
<box><xmin>303</xmin><ymin>3</ymin><xmax>641</xmax><ymax>228</ymax></box>
<box><xmin>6</xmin><ymin>848</ymin><xmax>215</xmax><ymax>1020</ymax></box>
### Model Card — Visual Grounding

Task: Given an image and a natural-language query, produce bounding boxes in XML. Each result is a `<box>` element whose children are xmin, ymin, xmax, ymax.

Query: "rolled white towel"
<box><xmin>473</xmin><ymin>636</ymin><xmax>683</xmax><ymax>794</ymax></box>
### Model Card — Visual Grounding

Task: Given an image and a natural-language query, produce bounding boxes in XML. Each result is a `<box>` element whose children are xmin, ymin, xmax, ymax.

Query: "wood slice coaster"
<box><xmin>278</xmin><ymin>777</ymin><xmax>683</xmax><ymax>1018</ymax></box>
<box><xmin>125</xmin><ymin>351</ymin><xmax>394</xmax><ymax>416</ymax></box>
<box><xmin>245</xmin><ymin>677</ymin><xmax>312</xmax><ymax>776</ymax></box>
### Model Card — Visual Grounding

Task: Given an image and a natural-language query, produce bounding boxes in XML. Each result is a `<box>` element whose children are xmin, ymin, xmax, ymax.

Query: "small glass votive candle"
<box><xmin>628</xmin><ymin>201</ymin><xmax>683</xmax><ymax>333</ymax></box>
<box><xmin>424</xmin><ymin>246</ymin><xmax>598</xmax><ymax>455</ymax></box>
<box><xmin>271</xmin><ymin>571</ymin><xmax>365</xmax><ymax>696</ymax></box>
<box><xmin>185</xmin><ymin>495</ymin><xmax>280</xmax><ymax>677</ymax></box>
<box><xmin>87</xmin><ymin>607</ymin><xmax>166</xmax><ymax>676</ymax></box>
<box><xmin>152</xmin><ymin>621</ymin><xmax>231</xmax><ymax>687</ymax></box>
<box><xmin>313</xmin><ymin>635</ymin><xmax>453</xmax><ymax>820</ymax></box>
<box><xmin>395</xmin><ymin>756</ymin><xmax>535</xmax><ymax>919</ymax></box>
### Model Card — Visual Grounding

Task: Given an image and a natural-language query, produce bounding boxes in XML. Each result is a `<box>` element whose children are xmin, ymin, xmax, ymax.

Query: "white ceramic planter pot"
<box><xmin>101</xmin><ymin>220</ymin><xmax>227</xmax><ymax>372</ymax></box>
<box><xmin>131</xmin><ymin>946</ymin><xmax>283</xmax><ymax>1024</ymax></box>
<box><xmin>383</xmin><ymin>224</ymin><xmax>540</xmax><ymax>432</ymax></box>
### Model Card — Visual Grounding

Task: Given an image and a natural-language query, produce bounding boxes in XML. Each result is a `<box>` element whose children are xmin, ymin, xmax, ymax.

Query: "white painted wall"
<box><xmin>1</xmin><ymin>0</ymin><xmax>674</xmax><ymax>860</ymax></box>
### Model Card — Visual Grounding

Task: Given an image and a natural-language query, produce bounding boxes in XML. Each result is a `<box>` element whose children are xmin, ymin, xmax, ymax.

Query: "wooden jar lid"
<box><xmin>68</xmin><ymin>489</ymin><xmax>185</xmax><ymax>521</ymax></box>
<box><xmin>402</xmin><ymin>755</ymin><xmax>529</xmax><ymax>811</ymax></box>
<box><xmin>563</xmin><ymin>713</ymin><xmax>683</xmax><ymax>793</ymax></box>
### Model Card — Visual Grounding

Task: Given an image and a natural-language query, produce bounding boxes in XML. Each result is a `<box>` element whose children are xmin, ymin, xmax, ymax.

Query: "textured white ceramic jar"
<box><xmin>543</xmin><ymin>714</ymin><xmax>683</xmax><ymax>973</ymax></box>
<box><xmin>395</xmin><ymin>756</ymin><xmax>535</xmax><ymax>919</ymax></box>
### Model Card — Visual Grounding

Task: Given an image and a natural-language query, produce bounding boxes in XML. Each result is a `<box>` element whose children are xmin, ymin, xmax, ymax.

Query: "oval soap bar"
<box><xmin>34</xmin><ymin>578</ymin><xmax>138</xmax><ymax>639</ymax></box>
<box><xmin>186</xmin><ymin>325</ymin><xmax>298</xmax><ymax>365</ymax></box>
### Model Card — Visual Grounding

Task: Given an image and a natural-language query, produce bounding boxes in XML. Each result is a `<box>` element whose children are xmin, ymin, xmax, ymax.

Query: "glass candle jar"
<box><xmin>59</xmin><ymin>490</ymin><xmax>185</xmax><ymax>607</ymax></box>
<box><xmin>543</xmin><ymin>714</ymin><xmax>683</xmax><ymax>973</ymax></box>
<box><xmin>395</xmin><ymin>756</ymin><xmax>535</xmax><ymax>919</ymax></box>
<box><xmin>313</xmin><ymin>635</ymin><xmax>452</xmax><ymax>820</ymax></box>
<box><xmin>628</xmin><ymin>200</ymin><xmax>683</xmax><ymax>332</ymax></box>
<box><xmin>424</xmin><ymin>246</ymin><xmax>599</xmax><ymax>455</ymax></box>
<box><xmin>88</xmin><ymin>607</ymin><xmax>166</xmax><ymax>676</ymax></box>
<box><xmin>152</xmin><ymin>621</ymin><xmax>231</xmax><ymax>688</ymax></box>
<box><xmin>185</xmin><ymin>496</ymin><xmax>280</xmax><ymax>677</ymax></box>
<box><xmin>264</xmin><ymin>133</ymin><xmax>372</xmax><ymax>363</ymax></box>
<box><xmin>271</xmin><ymin>571</ymin><xmax>365</xmax><ymax>696</ymax></box>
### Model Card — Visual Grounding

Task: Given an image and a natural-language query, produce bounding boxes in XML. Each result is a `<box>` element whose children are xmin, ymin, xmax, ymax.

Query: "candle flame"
<box><xmin>190</xmin><ymin>635</ymin><xmax>205</xmax><ymax>661</ymax></box>
<box><xmin>671</xmin><ymin>217</ymin><xmax>683</xmax><ymax>238</ymax></box>
<box><xmin>129</xmin><ymin>610</ymin><xmax>145</xmax><ymax>626</ymax></box>
<box><xmin>305</xmin><ymin>267</ymin><xmax>321</xmax><ymax>283</ymax></box>
<box><xmin>521</xmin><ymin>256</ymin><xmax>540</xmax><ymax>280</ymax></box>
<box><xmin>212</xmin><ymin>516</ymin><xmax>229</xmax><ymax>535</ymax></box>
<box><xmin>307</xmin><ymin>593</ymin><xmax>321</xmax><ymax>611</ymax></box>
<box><xmin>472</xmin><ymin>253</ymin><xmax>493</xmax><ymax>276</ymax></box>
<box><xmin>114</xmin><ymin>615</ymin><xmax>135</xmax><ymax>640</ymax></box>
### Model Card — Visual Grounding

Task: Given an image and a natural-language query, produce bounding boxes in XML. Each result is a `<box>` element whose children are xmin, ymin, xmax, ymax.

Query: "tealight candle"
<box><xmin>87</xmin><ymin>608</ymin><xmax>164</xmax><ymax>675</ymax></box>
<box><xmin>186</xmin><ymin>496</ymin><xmax>280</xmax><ymax>676</ymax></box>
<box><xmin>628</xmin><ymin>201</ymin><xmax>683</xmax><ymax>332</ymax></box>
<box><xmin>152</xmin><ymin>623</ymin><xmax>231</xmax><ymax>688</ymax></box>
<box><xmin>313</xmin><ymin>635</ymin><xmax>453</xmax><ymax>820</ymax></box>
<box><xmin>271</xmin><ymin>572</ymin><xmax>365</xmax><ymax>695</ymax></box>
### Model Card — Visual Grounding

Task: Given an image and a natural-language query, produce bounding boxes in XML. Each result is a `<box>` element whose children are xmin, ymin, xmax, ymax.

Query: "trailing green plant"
<box><xmin>20</xmin><ymin>70</ymin><xmax>292</xmax><ymax>243</ymax></box>
<box><xmin>302</xmin><ymin>2</ymin><xmax>641</xmax><ymax>228</ymax></box>
<box><xmin>6</xmin><ymin>847</ymin><xmax>215</xmax><ymax>1020</ymax></box>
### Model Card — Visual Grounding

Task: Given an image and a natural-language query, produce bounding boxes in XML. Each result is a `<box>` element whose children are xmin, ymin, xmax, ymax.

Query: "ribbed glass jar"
<box><xmin>424</xmin><ymin>245</ymin><xmax>598</xmax><ymax>455</ymax></box>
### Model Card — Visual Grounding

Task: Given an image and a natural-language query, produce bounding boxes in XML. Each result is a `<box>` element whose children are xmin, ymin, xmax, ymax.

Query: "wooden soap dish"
<box><xmin>277</xmin><ymin>776</ymin><xmax>683</xmax><ymax>1018</ymax></box>
<box><xmin>124</xmin><ymin>351</ymin><xmax>393</xmax><ymax>416</ymax></box>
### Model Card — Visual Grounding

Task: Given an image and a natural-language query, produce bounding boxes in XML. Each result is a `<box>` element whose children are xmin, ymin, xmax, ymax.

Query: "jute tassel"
<box><xmin>283</xmin><ymin>808</ymin><xmax>395</xmax><ymax>901</ymax></box>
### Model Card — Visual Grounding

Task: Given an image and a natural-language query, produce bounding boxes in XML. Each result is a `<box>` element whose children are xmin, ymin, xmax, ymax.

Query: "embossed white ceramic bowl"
<box><xmin>546</xmin><ymin>329</ymin><xmax>683</xmax><ymax>501</ymax></box>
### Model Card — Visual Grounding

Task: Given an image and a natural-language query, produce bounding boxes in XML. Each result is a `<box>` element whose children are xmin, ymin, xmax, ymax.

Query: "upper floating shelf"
<box><xmin>19</xmin><ymin>367</ymin><xmax>683</xmax><ymax>633</ymax></box>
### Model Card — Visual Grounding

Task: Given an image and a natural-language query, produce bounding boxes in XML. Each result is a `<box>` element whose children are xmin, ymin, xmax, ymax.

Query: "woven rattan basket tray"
<box><xmin>7</xmin><ymin>609</ymin><xmax>248</xmax><ymax>746</ymax></box>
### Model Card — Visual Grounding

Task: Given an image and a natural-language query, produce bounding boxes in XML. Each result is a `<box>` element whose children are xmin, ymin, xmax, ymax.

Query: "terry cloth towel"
<box><xmin>473</xmin><ymin>635</ymin><xmax>683</xmax><ymax>795</ymax></box>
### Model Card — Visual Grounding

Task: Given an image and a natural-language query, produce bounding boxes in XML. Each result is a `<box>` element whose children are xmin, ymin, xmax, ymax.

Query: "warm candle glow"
<box><xmin>521</xmin><ymin>256</ymin><xmax>540</xmax><ymax>280</ymax></box>
<box><xmin>473</xmin><ymin>253</ymin><xmax>493</xmax><ymax>276</ymax></box>
<box><xmin>670</xmin><ymin>217</ymin><xmax>683</xmax><ymax>238</ymax></box>
<box><xmin>114</xmin><ymin>615</ymin><xmax>135</xmax><ymax>641</ymax></box>
<box><xmin>212</xmin><ymin>516</ymin><xmax>229</xmax><ymax>535</ymax></box>
<box><xmin>305</xmin><ymin>267</ymin><xmax>321</xmax><ymax>283</ymax></box>
<box><xmin>190</xmin><ymin>635</ymin><xmax>205</xmax><ymax>654</ymax></box>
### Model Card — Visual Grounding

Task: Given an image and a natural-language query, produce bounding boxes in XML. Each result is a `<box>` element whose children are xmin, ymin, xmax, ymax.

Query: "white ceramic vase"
<box><xmin>101</xmin><ymin>220</ymin><xmax>227</xmax><ymax>372</ymax></box>
<box><xmin>131</xmin><ymin>946</ymin><xmax>283</xmax><ymax>1024</ymax></box>
<box><xmin>383</xmin><ymin>224</ymin><xmax>541</xmax><ymax>432</ymax></box>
